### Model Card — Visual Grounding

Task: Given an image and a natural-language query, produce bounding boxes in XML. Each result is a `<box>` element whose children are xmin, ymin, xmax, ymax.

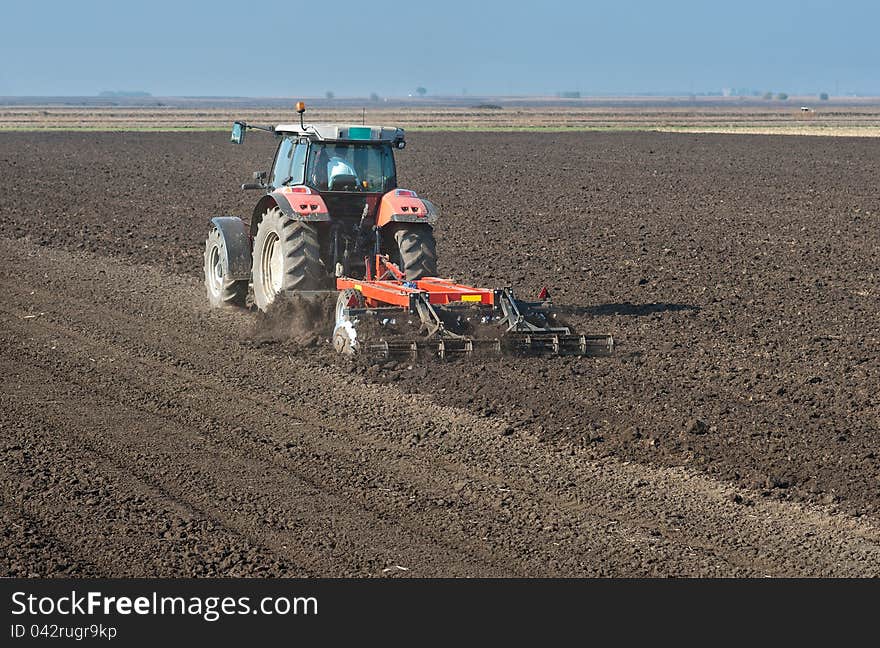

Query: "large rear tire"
<box><xmin>204</xmin><ymin>227</ymin><xmax>248</xmax><ymax>308</ymax></box>
<box><xmin>393</xmin><ymin>224</ymin><xmax>437</xmax><ymax>280</ymax></box>
<box><xmin>252</xmin><ymin>207</ymin><xmax>324</xmax><ymax>311</ymax></box>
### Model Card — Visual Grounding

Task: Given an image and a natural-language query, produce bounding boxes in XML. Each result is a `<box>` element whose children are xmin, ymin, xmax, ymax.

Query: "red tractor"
<box><xmin>205</xmin><ymin>101</ymin><xmax>437</xmax><ymax>312</ymax></box>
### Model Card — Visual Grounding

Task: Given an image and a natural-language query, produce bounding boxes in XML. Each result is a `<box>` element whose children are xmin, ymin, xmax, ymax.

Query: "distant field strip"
<box><xmin>2</xmin><ymin>105</ymin><xmax>880</xmax><ymax>136</ymax></box>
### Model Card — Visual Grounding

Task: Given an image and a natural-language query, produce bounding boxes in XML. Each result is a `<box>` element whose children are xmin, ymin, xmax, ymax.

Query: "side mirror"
<box><xmin>231</xmin><ymin>121</ymin><xmax>246</xmax><ymax>145</ymax></box>
<box><xmin>241</xmin><ymin>170</ymin><xmax>267</xmax><ymax>191</ymax></box>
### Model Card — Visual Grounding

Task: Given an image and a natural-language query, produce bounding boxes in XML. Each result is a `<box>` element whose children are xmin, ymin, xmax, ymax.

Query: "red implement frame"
<box><xmin>336</xmin><ymin>255</ymin><xmax>495</xmax><ymax>308</ymax></box>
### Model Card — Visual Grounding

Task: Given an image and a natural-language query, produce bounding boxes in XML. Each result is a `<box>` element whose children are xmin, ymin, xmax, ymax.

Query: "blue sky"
<box><xmin>0</xmin><ymin>0</ymin><xmax>876</xmax><ymax>96</ymax></box>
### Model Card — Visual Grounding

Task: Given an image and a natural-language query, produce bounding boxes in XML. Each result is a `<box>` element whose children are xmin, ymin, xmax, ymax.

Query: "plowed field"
<box><xmin>1</xmin><ymin>131</ymin><xmax>879</xmax><ymax>576</ymax></box>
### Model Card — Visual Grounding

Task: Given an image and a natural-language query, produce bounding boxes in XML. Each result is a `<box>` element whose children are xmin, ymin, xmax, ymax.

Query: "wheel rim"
<box><xmin>333</xmin><ymin>290</ymin><xmax>361</xmax><ymax>355</ymax></box>
<box><xmin>262</xmin><ymin>232</ymin><xmax>283</xmax><ymax>296</ymax></box>
<box><xmin>207</xmin><ymin>244</ymin><xmax>223</xmax><ymax>295</ymax></box>
<box><xmin>335</xmin><ymin>291</ymin><xmax>349</xmax><ymax>323</ymax></box>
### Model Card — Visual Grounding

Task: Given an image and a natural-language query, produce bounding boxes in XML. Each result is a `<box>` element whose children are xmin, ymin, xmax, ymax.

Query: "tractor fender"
<box><xmin>251</xmin><ymin>188</ymin><xmax>330</xmax><ymax>237</ymax></box>
<box><xmin>209</xmin><ymin>216</ymin><xmax>252</xmax><ymax>281</ymax></box>
<box><xmin>376</xmin><ymin>189</ymin><xmax>439</xmax><ymax>228</ymax></box>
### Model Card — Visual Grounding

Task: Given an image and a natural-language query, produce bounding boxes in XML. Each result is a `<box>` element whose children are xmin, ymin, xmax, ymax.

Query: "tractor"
<box><xmin>205</xmin><ymin>101</ymin><xmax>437</xmax><ymax>312</ymax></box>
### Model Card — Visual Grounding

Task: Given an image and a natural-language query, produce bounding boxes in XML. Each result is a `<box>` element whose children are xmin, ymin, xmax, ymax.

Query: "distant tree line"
<box><xmin>99</xmin><ymin>90</ymin><xmax>151</xmax><ymax>97</ymax></box>
<box><xmin>757</xmin><ymin>91</ymin><xmax>832</xmax><ymax>101</ymax></box>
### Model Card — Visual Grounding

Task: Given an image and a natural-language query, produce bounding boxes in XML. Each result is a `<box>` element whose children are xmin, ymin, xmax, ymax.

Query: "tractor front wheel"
<box><xmin>393</xmin><ymin>224</ymin><xmax>437</xmax><ymax>280</ymax></box>
<box><xmin>252</xmin><ymin>207</ymin><xmax>324</xmax><ymax>311</ymax></box>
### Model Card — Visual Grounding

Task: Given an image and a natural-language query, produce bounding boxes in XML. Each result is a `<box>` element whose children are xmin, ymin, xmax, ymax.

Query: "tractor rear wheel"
<box><xmin>252</xmin><ymin>207</ymin><xmax>324</xmax><ymax>311</ymax></box>
<box><xmin>204</xmin><ymin>227</ymin><xmax>248</xmax><ymax>308</ymax></box>
<box><xmin>393</xmin><ymin>224</ymin><xmax>437</xmax><ymax>280</ymax></box>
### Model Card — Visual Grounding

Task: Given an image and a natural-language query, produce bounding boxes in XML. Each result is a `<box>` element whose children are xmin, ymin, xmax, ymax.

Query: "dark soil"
<box><xmin>1</xmin><ymin>131</ymin><xmax>879</xmax><ymax>577</ymax></box>
<box><xmin>252</xmin><ymin>293</ymin><xmax>336</xmax><ymax>347</ymax></box>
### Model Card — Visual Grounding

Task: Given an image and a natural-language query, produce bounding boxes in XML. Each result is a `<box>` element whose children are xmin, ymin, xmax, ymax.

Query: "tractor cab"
<box><xmin>267</xmin><ymin>127</ymin><xmax>403</xmax><ymax>193</ymax></box>
<box><xmin>239</xmin><ymin>106</ymin><xmax>408</xmax><ymax>224</ymax></box>
<box><xmin>268</xmin><ymin>134</ymin><xmax>399</xmax><ymax>223</ymax></box>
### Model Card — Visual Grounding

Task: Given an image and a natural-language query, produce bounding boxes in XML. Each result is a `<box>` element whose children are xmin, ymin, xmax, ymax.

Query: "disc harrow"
<box><xmin>331</xmin><ymin>255</ymin><xmax>613</xmax><ymax>361</ymax></box>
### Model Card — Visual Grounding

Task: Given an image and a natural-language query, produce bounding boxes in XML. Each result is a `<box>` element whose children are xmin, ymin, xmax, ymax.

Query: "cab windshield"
<box><xmin>306</xmin><ymin>143</ymin><xmax>396</xmax><ymax>193</ymax></box>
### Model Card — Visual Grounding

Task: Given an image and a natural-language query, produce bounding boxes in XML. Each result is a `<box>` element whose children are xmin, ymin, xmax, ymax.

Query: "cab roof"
<box><xmin>274</xmin><ymin>123</ymin><xmax>405</xmax><ymax>144</ymax></box>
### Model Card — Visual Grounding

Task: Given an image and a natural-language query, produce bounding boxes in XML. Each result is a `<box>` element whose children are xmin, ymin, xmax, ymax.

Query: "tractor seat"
<box><xmin>329</xmin><ymin>174</ymin><xmax>358</xmax><ymax>191</ymax></box>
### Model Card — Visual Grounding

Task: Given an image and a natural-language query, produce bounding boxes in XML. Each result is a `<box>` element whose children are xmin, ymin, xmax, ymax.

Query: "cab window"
<box><xmin>271</xmin><ymin>139</ymin><xmax>307</xmax><ymax>188</ymax></box>
<box><xmin>289</xmin><ymin>142</ymin><xmax>307</xmax><ymax>185</ymax></box>
<box><xmin>270</xmin><ymin>138</ymin><xmax>294</xmax><ymax>188</ymax></box>
<box><xmin>306</xmin><ymin>143</ymin><xmax>397</xmax><ymax>192</ymax></box>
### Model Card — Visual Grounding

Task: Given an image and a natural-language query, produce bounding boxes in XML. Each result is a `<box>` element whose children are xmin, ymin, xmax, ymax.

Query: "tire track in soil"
<box><xmin>0</xmin><ymin>366</ymin><xmax>302</xmax><ymax>577</ymax></box>
<box><xmin>0</xmin><ymin>353</ymin><xmax>514</xmax><ymax>577</ymax></box>
<box><xmin>0</xmin><ymin>500</ymin><xmax>103</xmax><ymax>578</ymax></box>
<box><xmin>3</xmin><ymin>238</ymin><xmax>880</xmax><ymax>576</ymax></box>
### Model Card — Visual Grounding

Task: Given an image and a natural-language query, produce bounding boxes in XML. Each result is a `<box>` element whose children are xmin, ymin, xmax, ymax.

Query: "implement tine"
<box><xmin>503</xmin><ymin>332</ymin><xmax>614</xmax><ymax>357</ymax></box>
<box><xmin>366</xmin><ymin>337</ymin><xmax>501</xmax><ymax>361</ymax></box>
<box><xmin>368</xmin><ymin>340</ymin><xmax>418</xmax><ymax>360</ymax></box>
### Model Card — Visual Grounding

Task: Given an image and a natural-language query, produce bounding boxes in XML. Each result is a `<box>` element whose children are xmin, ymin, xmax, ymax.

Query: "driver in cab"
<box><xmin>311</xmin><ymin>147</ymin><xmax>361</xmax><ymax>191</ymax></box>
